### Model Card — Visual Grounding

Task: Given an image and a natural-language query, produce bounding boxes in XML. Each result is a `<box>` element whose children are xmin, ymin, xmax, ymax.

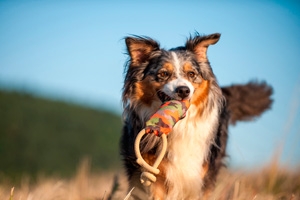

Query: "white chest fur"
<box><xmin>165</xmin><ymin>104</ymin><xmax>219</xmax><ymax>200</ymax></box>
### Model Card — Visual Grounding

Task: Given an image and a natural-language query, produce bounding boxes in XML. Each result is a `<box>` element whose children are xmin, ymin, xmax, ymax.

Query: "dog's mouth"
<box><xmin>157</xmin><ymin>91</ymin><xmax>172</xmax><ymax>102</ymax></box>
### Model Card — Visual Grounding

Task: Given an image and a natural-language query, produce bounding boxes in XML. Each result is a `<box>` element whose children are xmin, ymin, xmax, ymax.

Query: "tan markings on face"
<box><xmin>157</xmin><ymin>62</ymin><xmax>176</xmax><ymax>81</ymax></box>
<box><xmin>134</xmin><ymin>77</ymin><xmax>161</xmax><ymax>105</ymax></box>
<box><xmin>162</xmin><ymin>62</ymin><xmax>175</xmax><ymax>78</ymax></box>
<box><xmin>183</xmin><ymin>62</ymin><xmax>197</xmax><ymax>79</ymax></box>
<box><xmin>183</xmin><ymin>61</ymin><xmax>201</xmax><ymax>88</ymax></box>
<box><xmin>183</xmin><ymin>62</ymin><xmax>194</xmax><ymax>72</ymax></box>
<box><xmin>191</xmin><ymin>80</ymin><xmax>210</xmax><ymax>115</ymax></box>
<box><xmin>163</xmin><ymin>62</ymin><xmax>174</xmax><ymax>72</ymax></box>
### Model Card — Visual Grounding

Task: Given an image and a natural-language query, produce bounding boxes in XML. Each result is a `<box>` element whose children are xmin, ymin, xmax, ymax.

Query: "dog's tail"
<box><xmin>221</xmin><ymin>81</ymin><xmax>273</xmax><ymax>125</ymax></box>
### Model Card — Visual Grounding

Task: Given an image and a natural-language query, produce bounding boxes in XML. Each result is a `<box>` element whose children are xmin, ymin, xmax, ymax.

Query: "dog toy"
<box><xmin>134</xmin><ymin>100</ymin><xmax>190</xmax><ymax>186</ymax></box>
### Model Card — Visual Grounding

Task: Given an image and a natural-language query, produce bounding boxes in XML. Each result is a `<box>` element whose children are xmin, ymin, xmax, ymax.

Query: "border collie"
<box><xmin>120</xmin><ymin>33</ymin><xmax>272</xmax><ymax>200</ymax></box>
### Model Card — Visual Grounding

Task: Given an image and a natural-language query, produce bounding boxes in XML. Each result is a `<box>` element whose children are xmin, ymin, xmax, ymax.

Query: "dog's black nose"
<box><xmin>175</xmin><ymin>86</ymin><xmax>190</xmax><ymax>99</ymax></box>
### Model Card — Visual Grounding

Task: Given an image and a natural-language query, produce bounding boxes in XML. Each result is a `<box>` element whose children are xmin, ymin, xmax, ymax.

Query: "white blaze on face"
<box><xmin>162</xmin><ymin>52</ymin><xmax>195</xmax><ymax>100</ymax></box>
<box><xmin>171</xmin><ymin>51</ymin><xmax>181</xmax><ymax>77</ymax></box>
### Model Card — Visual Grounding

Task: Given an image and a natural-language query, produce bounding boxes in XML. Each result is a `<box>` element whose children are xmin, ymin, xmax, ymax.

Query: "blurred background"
<box><xmin>0</xmin><ymin>0</ymin><xmax>299</xmax><ymax>180</ymax></box>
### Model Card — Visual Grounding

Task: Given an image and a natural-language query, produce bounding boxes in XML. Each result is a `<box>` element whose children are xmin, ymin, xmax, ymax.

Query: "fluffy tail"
<box><xmin>221</xmin><ymin>81</ymin><xmax>273</xmax><ymax>125</ymax></box>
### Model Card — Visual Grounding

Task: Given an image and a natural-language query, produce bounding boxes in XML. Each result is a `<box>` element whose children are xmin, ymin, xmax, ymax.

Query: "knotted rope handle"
<box><xmin>134</xmin><ymin>129</ymin><xmax>168</xmax><ymax>186</ymax></box>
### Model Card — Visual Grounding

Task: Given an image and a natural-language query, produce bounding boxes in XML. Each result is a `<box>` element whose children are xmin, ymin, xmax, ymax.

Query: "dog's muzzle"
<box><xmin>157</xmin><ymin>86</ymin><xmax>191</xmax><ymax>102</ymax></box>
<box><xmin>157</xmin><ymin>91</ymin><xmax>172</xmax><ymax>102</ymax></box>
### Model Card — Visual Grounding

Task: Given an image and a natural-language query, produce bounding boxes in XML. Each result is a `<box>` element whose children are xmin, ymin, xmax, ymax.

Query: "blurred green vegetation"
<box><xmin>0</xmin><ymin>90</ymin><xmax>122</xmax><ymax>180</ymax></box>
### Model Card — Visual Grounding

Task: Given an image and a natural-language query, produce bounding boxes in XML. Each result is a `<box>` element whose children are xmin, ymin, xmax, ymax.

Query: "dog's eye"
<box><xmin>158</xmin><ymin>71</ymin><xmax>169</xmax><ymax>79</ymax></box>
<box><xmin>188</xmin><ymin>71</ymin><xmax>196</xmax><ymax>78</ymax></box>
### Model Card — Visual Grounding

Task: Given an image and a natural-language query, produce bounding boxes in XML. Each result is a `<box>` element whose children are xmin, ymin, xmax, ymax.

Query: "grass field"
<box><xmin>1</xmin><ymin>158</ymin><xmax>299</xmax><ymax>200</ymax></box>
<box><xmin>1</xmin><ymin>90</ymin><xmax>299</xmax><ymax>200</ymax></box>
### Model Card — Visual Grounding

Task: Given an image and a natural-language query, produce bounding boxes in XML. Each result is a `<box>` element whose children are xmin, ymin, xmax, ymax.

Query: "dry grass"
<box><xmin>0</xmin><ymin>159</ymin><xmax>128</xmax><ymax>200</ymax></box>
<box><xmin>1</xmin><ymin>159</ymin><xmax>299</xmax><ymax>200</ymax></box>
<box><xmin>210</xmin><ymin>166</ymin><xmax>300</xmax><ymax>200</ymax></box>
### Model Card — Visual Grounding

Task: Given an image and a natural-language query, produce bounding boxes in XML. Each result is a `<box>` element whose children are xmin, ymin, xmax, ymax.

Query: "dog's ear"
<box><xmin>125</xmin><ymin>36</ymin><xmax>160</xmax><ymax>66</ymax></box>
<box><xmin>185</xmin><ymin>33</ymin><xmax>220</xmax><ymax>62</ymax></box>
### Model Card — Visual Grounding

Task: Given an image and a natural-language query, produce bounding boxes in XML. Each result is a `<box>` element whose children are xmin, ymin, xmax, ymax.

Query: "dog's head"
<box><xmin>123</xmin><ymin>33</ymin><xmax>221</xmax><ymax>114</ymax></box>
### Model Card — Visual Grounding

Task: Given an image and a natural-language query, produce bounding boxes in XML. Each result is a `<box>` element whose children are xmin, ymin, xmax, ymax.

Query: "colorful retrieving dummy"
<box><xmin>145</xmin><ymin>100</ymin><xmax>190</xmax><ymax>136</ymax></box>
<box><xmin>134</xmin><ymin>99</ymin><xmax>190</xmax><ymax>186</ymax></box>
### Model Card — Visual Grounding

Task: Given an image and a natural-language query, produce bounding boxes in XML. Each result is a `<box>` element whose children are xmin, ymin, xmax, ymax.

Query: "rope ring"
<box><xmin>134</xmin><ymin>129</ymin><xmax>168</xmax><ymax>186</ymax></box>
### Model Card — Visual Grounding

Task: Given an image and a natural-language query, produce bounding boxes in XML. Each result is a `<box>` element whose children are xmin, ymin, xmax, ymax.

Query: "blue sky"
<box><xmin>0</xmin><ymin>0</ymin><xmax>299</xmax><ymax>169</ymax></box>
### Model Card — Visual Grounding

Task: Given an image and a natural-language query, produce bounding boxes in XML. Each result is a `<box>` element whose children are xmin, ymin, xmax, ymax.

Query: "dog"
<box><xmin>120</xmin><ymin>33</ymin><xmax>272</xmax><ymax>200</ymax></box>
